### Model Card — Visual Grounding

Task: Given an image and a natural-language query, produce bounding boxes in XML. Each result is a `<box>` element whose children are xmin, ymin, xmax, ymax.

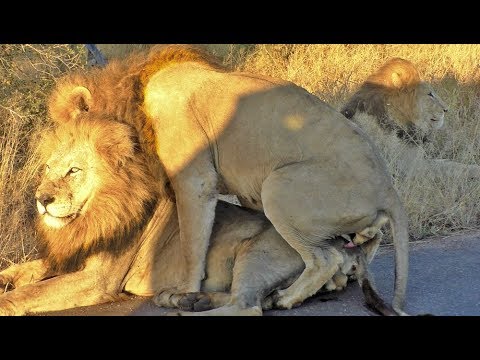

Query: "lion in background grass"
<box><xmin>0</xmin><ymin>119</ymin><xmax>398</xmax><ymax>316</ymax></box>
<box><xmin>341</xmin><ymin>57</ymin><xmax>480</xmax><ymax>180</ymax></box>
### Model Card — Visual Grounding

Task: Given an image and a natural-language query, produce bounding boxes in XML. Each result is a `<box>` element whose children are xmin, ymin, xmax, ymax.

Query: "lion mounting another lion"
<box><xmin>0</xmin><ymin>119</ymin><xmax>397</xmax><ymax>316</ymax></box>
<box><xmin>45</xmin><ymin>44</ymin><xmax>410</xmax><ymax>313</ymax></box>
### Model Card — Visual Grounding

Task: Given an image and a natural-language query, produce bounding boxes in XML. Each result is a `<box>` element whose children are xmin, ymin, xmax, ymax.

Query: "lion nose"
<box><xmin>36</xmin><ymin>194</ymin><xmax>55</xmax><ymax>207</ymax></box>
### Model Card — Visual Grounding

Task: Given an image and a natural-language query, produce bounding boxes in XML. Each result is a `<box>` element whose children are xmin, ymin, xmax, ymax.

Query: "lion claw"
<box><xmin>0</xmin><ymin>275</ymin><xmax>14</xmax><ymax>293</ymax></box>
<box><xmin>177</xmin><ymin>292</ymin><xmax>213</xmax><ymax>312</ymax></box>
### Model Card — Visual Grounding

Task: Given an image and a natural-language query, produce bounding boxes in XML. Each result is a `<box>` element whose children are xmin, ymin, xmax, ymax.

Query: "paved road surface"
<box><xmin>43</xmin><ymin>231</ymin><xmax>480</xmax><ymax>316</ymax></box>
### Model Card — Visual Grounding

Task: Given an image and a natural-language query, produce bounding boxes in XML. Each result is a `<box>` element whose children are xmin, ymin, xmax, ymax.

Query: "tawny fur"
<box><xmin>46</xmin><ymin>45</ymin><xmax>410</xmax><ymax>312</ymax></box>
<box><xmin>0</xmin><ymin>120</ymin><xmax>397</xmax><ymax>316</ymax></box>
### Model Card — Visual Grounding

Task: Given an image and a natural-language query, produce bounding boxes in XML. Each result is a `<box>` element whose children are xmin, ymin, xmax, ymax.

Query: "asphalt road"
<box><xmin>44</xmin><ymin>231</ymin><xmax>480</xmax><ymax>316</ymax></box>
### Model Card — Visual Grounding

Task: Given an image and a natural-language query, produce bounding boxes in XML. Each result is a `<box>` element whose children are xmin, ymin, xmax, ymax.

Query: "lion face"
<box><xmin>36</xmin><ymin>144</ymin><xmax>97</xmax><ymax>229</ymax></box>
<box><xmin>342</xmin><ymin>58</ymin><xmax>450</xmax><ymax>142</ymax></box>
<box><xmin>35</xmin><ymin>119</ymin><xmax>159</xmax><ymax>273</ymax></box>
<box><xmin>413</xmin><ymin>82</ymin><xmax>448</xmax><ymax>133</ymax></box>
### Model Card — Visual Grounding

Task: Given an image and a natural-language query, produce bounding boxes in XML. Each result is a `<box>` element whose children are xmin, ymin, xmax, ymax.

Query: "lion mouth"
<box><xmin>37</xmin><ymin>200</ymin><xmax>80</xmax><ymax>228</ymax></box>
<box><xmin>41</xmin><ymin>212</ymin><xmax>78</xmax><ymax>229</ymax></box>
<box><xmin>430</xmin><ymin>118</ymin><xmax>440</xmax><ymax>122</ymax></box>
<box><xmin>46</xmin><ymin>212</ymin><xmax>77</xmax><ymax>220</ymax></box>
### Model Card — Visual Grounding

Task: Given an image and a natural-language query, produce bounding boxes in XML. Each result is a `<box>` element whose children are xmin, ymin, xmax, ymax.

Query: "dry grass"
<box><xmin>0</xmin><ymin>44</ymin><xmax>85</xmax><ymax>268</ymax></box>
<box><xmin>2</xmin><ymin>44</ymin><xmax>480</xmax><ymax>267</ymax></box>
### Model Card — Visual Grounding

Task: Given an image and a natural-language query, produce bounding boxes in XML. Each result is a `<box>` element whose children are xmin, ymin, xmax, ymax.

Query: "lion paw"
<box><xmin>332</xmin><ymin>272</ymin><xmax>348</xmax><ymax>291</ymax></box>
<box><xmin>153</xmin><ymin>287</ymin><xmax>178</xmax><ymax>308</ymax></box>
<box><xmin>270</xmin><ymin>290</ymin><xmax>303</xmax><ymax>310</ymax></box>
<box><xmin>176</xmin><ymin>292</ymin><xmax>214</xmax><ymax>312</ymax></box>
<box><xmin>0</xmin><ymin>299</ymin><xmax>21</xmax><ymax>316</ymax></box>
<box><xmin>153</xmin><ymin>289</ymin><xmax>214</xmax><ymax>311</ymax></box>
<box><xmin>323</xmin><ymin>279</ymin><xmax>338</xmax><ymax>292</ymax></box>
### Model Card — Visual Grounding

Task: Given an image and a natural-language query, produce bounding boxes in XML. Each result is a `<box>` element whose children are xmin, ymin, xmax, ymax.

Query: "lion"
<box><xmin>0</xmin><ymin>119</ymin><xmax>398</xmax><ymax>316</ymax></box>
<box><xmin>341</xmin><ymin>57</ymin><xmax>480</xmax><ymax>179</ymax></box>
<box><xmin>47</xmin><ymin>44</ymin><xmax>409</xmax><ymax>312</ymax></box>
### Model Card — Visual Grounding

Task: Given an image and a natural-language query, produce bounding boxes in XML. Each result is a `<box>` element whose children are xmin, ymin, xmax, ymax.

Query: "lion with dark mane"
<box><xmin>0</xmin><ymin>118</ymin><xmax>397</xmax><ymax>316</ymax></box>
<box><xmin>341</xmin><ymin>57</ymin><xmax>480</xmax><ymax>179</ymax></box>
<box><xmin>45</xmin><ymin>45</ymin><xmax>410</xmax><ymax>312</ymax></box>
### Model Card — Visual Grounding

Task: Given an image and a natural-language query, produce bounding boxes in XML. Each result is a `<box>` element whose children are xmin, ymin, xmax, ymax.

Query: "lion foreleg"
<box><xmin>0</xmin><ymin>259</ymin><xmax>55</xmax><ymax>292</ymax></box>
<box><xmin>0</xmin><ymin>264</ymin><xmax>132</xmax><ymax>316</ymax></box>
<box><xmin>0</xmin><ymin>253</ymin><xmax>135</xmax><ymax>315</ymax></box>
<box><xmin>170</xmin><ymin>163</ymin><xmax>219</xmax><ymax>294</ymax></box>
<box><xmin>0</xmin><ymin>270</ymin><xmax>119</xmax><ymax>315</ymax></box>
<box><xmin>270</xmin><ymin>243</ymin><xmax>342</xmax><ymax>309</ymax></box>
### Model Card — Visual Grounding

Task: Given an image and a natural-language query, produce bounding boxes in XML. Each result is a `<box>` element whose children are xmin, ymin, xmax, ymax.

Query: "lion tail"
<box><xmin>385</xmin><ymin>191</ymin><xmax>410</xmax><ymax>314</ymax></box>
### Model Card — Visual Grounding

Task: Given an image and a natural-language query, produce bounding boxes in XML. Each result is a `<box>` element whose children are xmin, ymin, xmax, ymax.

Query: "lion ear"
<box><xmin>48</xmin><ymin>85</ymin><xmax>93</xmax><ymax>123</ymax></box>
<box><xmin>391</xmin><ymin>72</ymin><xmax>404</xmax><ymax>89</ymax></box>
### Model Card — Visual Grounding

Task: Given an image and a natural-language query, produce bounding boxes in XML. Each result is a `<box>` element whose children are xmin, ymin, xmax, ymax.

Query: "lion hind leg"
<box><xmin>331</xmin><ymin>271</ymin><xmax>349</xmax><ymax>291</ymax></box>
<box><xmin>353</xmin><ymin>212</ymin><xmax>388</xmax><ymax>246</ymax></box>
<box><xmin>261</xmin><ymin>170</ymin><xmax>346</xmax><ymax>309</ymax></box>
<box><xmin>269</xmin><ymin>242</ymin><xmax>342</xmax><ymax>309</ymax></box>
<box><xmin>261</xmin><ymin>163</ymin><xmax>395</xmax><ymax>309</ymax></box>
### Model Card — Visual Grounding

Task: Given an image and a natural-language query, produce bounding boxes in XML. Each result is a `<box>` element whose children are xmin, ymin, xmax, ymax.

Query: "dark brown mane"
<box><xmin>340</xmin><ymin>58</ymin><xmax>427</xmax><ymax>144</ymax></box>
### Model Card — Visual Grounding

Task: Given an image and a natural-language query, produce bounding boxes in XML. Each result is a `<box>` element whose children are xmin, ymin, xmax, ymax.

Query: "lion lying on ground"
<box><xmin>0</xmin><ymin>119</ymin><xmax>397</xmax><ymax>316</ymax></box>
<box><xmin>341</xmin><ymin>57</ymin><xmax>480</xmax><ymax>179</ymax></box>
<box><xmin>48</xmin><ymin>44</ymin><xmax>409</xmax><ymax>312</ymax></box>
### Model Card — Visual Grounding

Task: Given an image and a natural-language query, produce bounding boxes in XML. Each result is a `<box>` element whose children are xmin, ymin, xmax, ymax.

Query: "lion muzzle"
<box><xmin>36</xmin><ymin>193</ymin><xmax>56</xmax><ymax>208</ymax></box>
<box><xmin>36</xmin><ymin>200</ymin><xmax>47</xmax><ymax>215</ymax></box>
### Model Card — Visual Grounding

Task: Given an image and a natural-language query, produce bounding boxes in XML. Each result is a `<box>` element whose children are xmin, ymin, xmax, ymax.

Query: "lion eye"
<box><xmin>68</xmin><ymin>167</ymin><xmax>81</xmax><ymax>176</ymax></box>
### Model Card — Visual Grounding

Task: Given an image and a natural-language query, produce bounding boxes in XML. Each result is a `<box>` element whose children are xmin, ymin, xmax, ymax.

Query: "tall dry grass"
<box><xmin>0</xmin><ymin>44</ymin><xmax>85</xmax><ymax>268</ymax></box>
<box><xmin>1</xmin><ymin>44</ymin><xmax>480</xmax><ymax>268</ymax></box>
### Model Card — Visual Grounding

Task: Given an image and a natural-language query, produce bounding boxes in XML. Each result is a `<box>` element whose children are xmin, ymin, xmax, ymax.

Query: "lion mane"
<box><xmin>47</xmin><ymin>45</ymin><xmax>227</xmax><ymax>198</ymax></box>
<box><xmin>340</xmin><ymin>58</ymin><xmax>427</xmax><ymax>144</ymax></box>
<box><xmin>48</xmin><ymin>45</ymin><xmax>225</xmax><ymax>155</ymax></box>
<box><xmin>36</xmin><ymin>119</ymin><xmax>159</xmax><ymax>273</ymax></box>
